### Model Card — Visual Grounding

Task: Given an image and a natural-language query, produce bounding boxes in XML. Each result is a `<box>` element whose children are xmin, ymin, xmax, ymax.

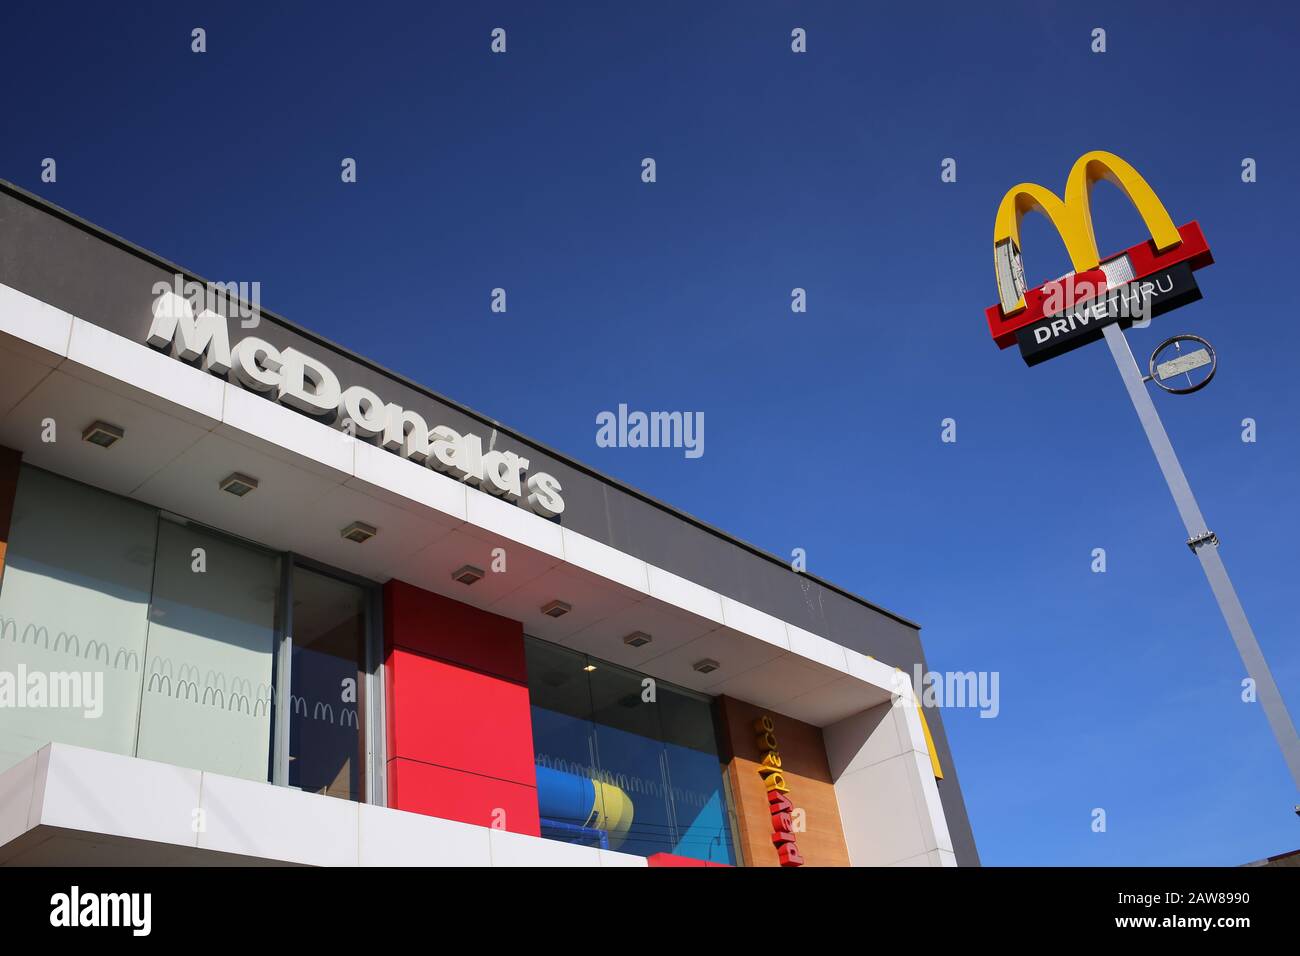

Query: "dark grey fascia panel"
<box><xmin>0</xmin><ymin>179</ymin><xmax>917</xmax><ymax>632</ymax></box>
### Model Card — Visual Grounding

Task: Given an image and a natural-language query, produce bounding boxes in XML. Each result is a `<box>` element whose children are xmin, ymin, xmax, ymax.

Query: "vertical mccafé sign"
<box><xmin>145</xmin><ymin>291</ymin><xmax>565</xmax><ymax>517</ymax></box>
<box><xmin>754</xmin><ymin>715</ymin><xmax>804</xmax><ymax>867</ymax></box>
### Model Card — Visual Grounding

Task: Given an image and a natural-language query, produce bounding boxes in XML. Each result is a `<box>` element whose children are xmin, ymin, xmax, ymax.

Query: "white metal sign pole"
<box><xmin>1102</xmin><ymin>322</ymin><xmax>1300</xmax><ymax>792</ymax></box>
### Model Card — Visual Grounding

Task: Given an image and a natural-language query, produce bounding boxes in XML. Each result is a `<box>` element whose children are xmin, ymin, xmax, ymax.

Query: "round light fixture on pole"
<box><xmin>1145</xmin><ymin>333</ymin><xmax>1217</xmax><ymax>394</ymax></box>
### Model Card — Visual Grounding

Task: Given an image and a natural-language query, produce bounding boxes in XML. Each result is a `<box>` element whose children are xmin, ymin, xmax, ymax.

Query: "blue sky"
<box><xmin>4</xmin><ymin>1</ymin><xmax>1298</xmax><ymax>865</ymax></box>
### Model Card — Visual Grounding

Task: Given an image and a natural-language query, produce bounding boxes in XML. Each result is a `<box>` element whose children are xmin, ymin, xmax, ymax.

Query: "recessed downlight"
<box><xmin>623</xmin><ymin>631</ymin><xmax>652</xmax><ymax>648</ymax></box>
<box><xmin>582</xmin><ymin>664</ymin><xmax>597</xmax><ymax>672</ymax></box>
<box><xmin>541</xmin><ymin>600</ymin><xmax>572</xmax><ymax>618</ymax></box>
<box><xmin>82</xmin><ymin>421</ymin><xmax>124</xmax><ymax>448</ymax></box>
<box><xmin>341</xmin><ymin>521</ymin><xmax>377</xmax><ymax>544</ymax></box>
<box><xmin>692</xmin><ymin>659</ymin><xmax>721</xmax><ymax>674</ymax></box>
<box><xmin>219</xmin><ymin>472</ymin><xmax>259</xmax><ymax>497</ymax></box>
<box><xmin>452</xmin><ymin>564</ymin><xmax>485</xmax><ymax>585</ymax></box>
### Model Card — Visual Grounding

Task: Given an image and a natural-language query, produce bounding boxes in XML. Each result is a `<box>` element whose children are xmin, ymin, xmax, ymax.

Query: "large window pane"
<box><xmin>0</xmin><ymin>468</ymin><xmax>156</xmax><ymax>774</ymax></box>
<box><xmin>659</xmin><ymin>687</ymin><xmax>736</xmax><ymax>865</ymax></box>
<box><xmin>287</xmin><ymin>566</ymin><xmax>367</xmax><ymax>802</ymax></box>
<box><xmin>587</xmin><ymin>660</ymin><xmax>675</xmax><ymax>858</ymax></box>
<box><xmin>0</xmin><ymin>466</ymin><xmax>379</xmax><ymax>805</ymax></box>
<box><xmin>526</xmin><ymin>640</ymin><xmax>605</xmax><ymax>846</ymax></box>
<box><xmin>135</xmin><ymin>518</ymin><xmax>279</xmax><ymax>781</ymax></box>
<box><xmin>524</xmin><ymin>636</ymin><xmax>736</xmax><ymax>862</ymax></box>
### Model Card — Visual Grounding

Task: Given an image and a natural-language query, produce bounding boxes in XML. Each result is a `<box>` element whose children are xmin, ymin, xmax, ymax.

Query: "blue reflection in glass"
<box><xmin>525</xmin><ymin>638</ymin><xmax>736</xmax><ymax>865</ymax></box>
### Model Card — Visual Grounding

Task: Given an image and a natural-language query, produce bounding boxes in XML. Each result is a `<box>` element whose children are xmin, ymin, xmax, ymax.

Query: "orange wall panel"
<box><xmin>717</xmin><ymin>695</ymin><xmax>851</xmax><ymax>867</ymax></box>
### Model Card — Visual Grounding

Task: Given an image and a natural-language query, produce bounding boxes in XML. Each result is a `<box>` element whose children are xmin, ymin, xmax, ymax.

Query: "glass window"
<box><xmin>658</xmin><ymin>687</ymin><xmax>736</xmax><ymax>864</ymax></box>
<box><xmin>587</xmin><ymin>660</ymin><xmax>676</xmax><ymax>858</ymax></box>
<box><xmin>525</xmin><ymin>637</ymin><xmax>737</xmax><ymax>864</ymax></box>
<box><xmin>0</xmin><ymin>468</ymin><xmax>157</xmax><ymax>774</ymax></box>
<box><xmin>287</xmin><ymin>565</ymin><xmax>368</xmax><ymax>802</ymax></box>
<box><xmin>0</xmin><ymin>466</ymin><xmax>377</xmax><ymax>803</ymax></box>
<box><xmin>524</xmin><ymin>641</ymin><xmax>605</xmax><ymax>846</ymax></box>
<box><xmin>134</xmin><ymin>518</ymin><xmax>280</xmax><ymax>781</ymax></box>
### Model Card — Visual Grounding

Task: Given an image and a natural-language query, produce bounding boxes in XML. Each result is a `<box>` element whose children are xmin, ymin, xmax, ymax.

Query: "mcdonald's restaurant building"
<box><xmin>0</xmin><ymin>182</ymin><xmax>977</xmax><ymax>868</ymax></box>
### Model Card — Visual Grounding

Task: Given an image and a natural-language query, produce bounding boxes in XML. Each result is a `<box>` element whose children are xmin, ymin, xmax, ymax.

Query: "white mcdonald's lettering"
<box><xmin>146</xmin><ymin>292</ymin><xmax>565</xmax><ymax>518</ymax></box>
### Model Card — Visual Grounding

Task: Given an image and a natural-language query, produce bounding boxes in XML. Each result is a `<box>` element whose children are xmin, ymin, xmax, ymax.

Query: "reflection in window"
<box><xmin>528</xmin><ymin>640</ymin><xmax>609</xmax><ymax>848</ymax></box>
<box><xmin>525</xmin><ymin>638</ymin><xmax>736</xmax><ymax>864</ymax></box>
<box><xmin>588</xmin><ymin>660</ymin><xmax>675</xmax><ymax>858</ymax></box>
<box><xmin>288</xmin><ymin>566</ymin><xmax>367</xmax><ymax>802</ymax></box>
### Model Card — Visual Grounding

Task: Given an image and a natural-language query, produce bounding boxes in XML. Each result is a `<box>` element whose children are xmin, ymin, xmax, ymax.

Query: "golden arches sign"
<box><xmin>993</xmin><ymin>150</ymin><xmax>1184</xmax><ymax>314</ymax></box>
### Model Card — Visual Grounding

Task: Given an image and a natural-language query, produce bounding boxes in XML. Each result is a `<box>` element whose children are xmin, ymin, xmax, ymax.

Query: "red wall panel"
<box><xmin>646</xmin><ymin>853</ymin><xmax>731</xmax><ymax>868</ymax></box>
<box><xmin>0</xmin><ymin>446</ymin><xmax>21</xmax><ymax>590</ymax></box>
<box><xmin>388</xmin><ymin>758</ymin><xmax>541</xmax><ymax>834</ymax></box>
<box><xmin>387</xmin><ymin>648</ymin><xmax>536</xmax><ymax>786</ymax></box>
<box><xmin>646</xmin><ymin>852</ymin><xmax>707</xmax><ymax>868</ymax></box>
<box><xmin>384</xmin><ymin>578</ymin><xmax>526</xmax><ymax>681</ymax></box>
<box><xmin>383</xmin><ymin>579</ymin><xmax>540</xmax><ymax>837</ymax></box>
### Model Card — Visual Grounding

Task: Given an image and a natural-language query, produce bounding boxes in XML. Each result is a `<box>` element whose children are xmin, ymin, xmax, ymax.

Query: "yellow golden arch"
<box><xmin>993</xmin><ymin>150</ymin><xmax>1183</xmax><ymax>314</ymax></box>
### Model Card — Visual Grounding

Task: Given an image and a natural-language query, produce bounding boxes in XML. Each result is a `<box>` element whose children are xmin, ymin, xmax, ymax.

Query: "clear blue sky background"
<box><xmin>4</xmin><ymin>1</ymin><xmax>1297</xmax><ymax>865</ymax></box>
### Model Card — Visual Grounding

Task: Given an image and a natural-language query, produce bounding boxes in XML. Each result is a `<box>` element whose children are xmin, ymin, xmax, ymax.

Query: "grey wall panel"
<box><xmin>908</xmin><ymin>641</ymin><xmax>981</xmax><ymax>865</ymax></box>
<box><xmin>926</xmin><ymin>702</ymin><xmax>981</xmax><ymax>865</ymax></box>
